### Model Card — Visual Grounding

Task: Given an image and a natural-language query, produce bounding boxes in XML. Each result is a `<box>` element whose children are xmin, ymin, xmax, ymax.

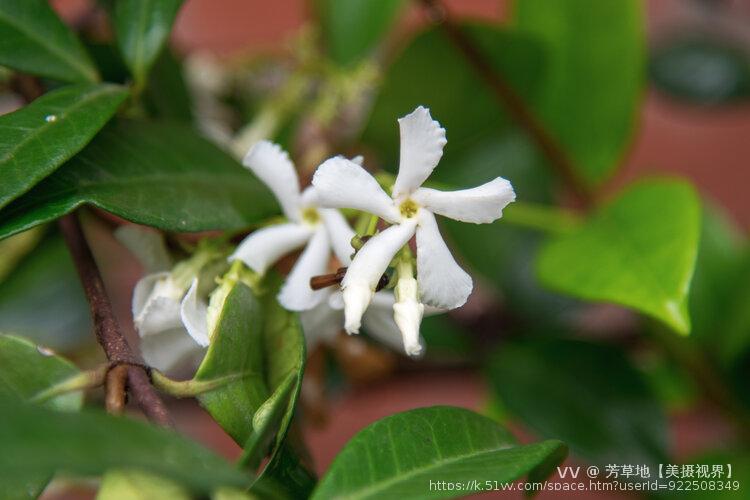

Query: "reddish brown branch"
<box><xmin>59</xmin><ymin>214</ymin><xmax>173</xmax><ymax>426</ymax></box>
<box><xmin>419</xmin><ymin>0</ymin><xmax>595</xmax><ymax>208</ymax></box>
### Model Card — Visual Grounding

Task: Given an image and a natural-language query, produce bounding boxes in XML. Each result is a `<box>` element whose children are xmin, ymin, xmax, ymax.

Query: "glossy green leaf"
<box><xmin>0</xmin><ymin>233</ymin><xmax>91</xmax><ymax>351</ymax></box>
<box><xmin>0</xmin><ymin>334</ymin><xmax>83</xmax><ymax>499</ymax></box>
<box><xmin>0</xmin><ymin>402</ymin><xmax>249</xmax><ymax>493</ymax></box>
<box><xmin>514</xmin><ymin>0</ymin><xmax>645</xmax><ymax>184</ymax></box>
<box><xmin>0</xmin><ymin>0</ymin><xmax>98</xmax><ymax>82</ymax></box>
<box><xmin>195</xmin><ymin>282</ymin><xmax>267</xmax><ymax>444</ymax></box>
<box><xmin>311</xmin><ymin>406</ymin><xmax>565</xmax><ymax>500</ymax></box>
<box><xmin>143</xmin><ymin>49</ymin><xmax>193</xmax><ymax>122</ymax></box>
<box><xmin>195</xmin><ymin>277</ymin><xmax>312</xmax><ymax>496</ymax></box>
<box><xmin>536</xmin><ymin>179</ymin><xmax>701</xmax><ymax>334</ymax></box>
<box><xmin>650</xmin><ymin>37</ymin><xmax>750</xmax><ymax>105</ymax></box>
<box><xmin>0</xmin><ymin>84</ymin><xmax>129</xmax><ymax>210</ymax></box>
<box><xmin>114</xmin><ymin>0</ymin><xmax>184</xmax><ymax>85</ymax></box>
<box><xmin>487</xmin><ymin>338</ymin><xmax>667</xmax><ymax>467</ymax></box>
<box><xmin>97</xmin><ymin>469</ymin><xmax>192</xmax><ymax>500</ymax></box>
<box><xmin>315</xmin><ymin>0</ymin><xmax>403</xmax><ymax>66</ymax></box>
<box><xmin>0</xmin><ymin>119</ymin><xmax>278</xmax><ymax>240</ymax></box>
<box><xmin>364</xmin><ymin>24</ymin><xmax>544</xmax><ymax>187</ymax></box>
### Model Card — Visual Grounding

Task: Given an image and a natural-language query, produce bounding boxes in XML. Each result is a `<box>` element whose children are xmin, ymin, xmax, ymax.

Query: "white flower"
<box><xmin>312</xmin><ymin>106</ymin><xmax>515</xmax><ymax>337</ymax></box>
<box><xmin>119</xmin><ymin>226</ymin><xmax>221</xmax><ymax>374</ymax></box>
<box><xmin>229</xmin><ymin>141</ymin><xmax>359</xmax><ymax>311</ymax></box>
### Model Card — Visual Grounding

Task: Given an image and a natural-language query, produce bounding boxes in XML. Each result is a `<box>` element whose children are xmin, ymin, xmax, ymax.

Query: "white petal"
<box><xmin>312</xmin><ymin>156</ymin><xmax>399</xmax><ymax>223</ymax></box>
<box><xmin>393</xmin><ymin>299</ymin><xmax>425</xmax><ymax>357</ymax></box>
<box><xmin>363</xmin><ymin>292</ymin><xmax>425</xmax><ymax>356</ymax></box>
<box><xmin>180</xmin><ymin>279</ymin><xmax>210</xmax><ymax>347</ymax></box>
<box><xmin>229</xmin><ymin>222</ymin><xmax>312</xmax><ymax>275</ymax></box>
<box><xmin>412</xmin><ymin>177</ymin><xmax>516</xmax><ymax>224</ymax></box>
<box><xmin>243</xmin><ymin>141</ymin><xmax>301</xmax><ymax>221</ymax></box>
<box><xmin>133</xmin><ymin>273</ymin><xmax>184</xmax><ymax>336</ymax></box>
<box><xmin>299</xmin><ymin>291</ymin><xmax>344</xmax><ymax>350</ymax></box>
<box><xmin>416</xmin><ymin>211</ymin><xmax>473</xmax><ymax>309</ymax></box>
<box><xmin>278</xmin><ymin>227</ymin><xmax>331</xmax><ymax>311</ymax></box>
<box><xmin>340</xmin><ymin>220</ymin><xmax>417</xmax><ymax>333</ymax></box>
<box><xmin>115</xmin><ymin>225</ymin><xmax>172</xmax><ymax>273</ymax></box>
<box><xmin>139</xmin><ymin>327</ymin><xmax>206</xmax><ymax>375</ymax></box>
<box><xmin>319</xmin><ymin>208</ymin><xmax>355</xmax><ymax>265</ymax></box>
<box><xmin>392</xmin><ymin>106</ymin><xmax>447</xmax><ymax>199</ymax></box>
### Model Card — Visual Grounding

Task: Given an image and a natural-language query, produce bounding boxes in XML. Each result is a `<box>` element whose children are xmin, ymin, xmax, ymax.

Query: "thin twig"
<box><xmin>105</xmin><ymin>363</ymin><xmax>129</xmax><ymax>414</ymax></box>
<box><xmin>419</xmin><ymin>0</ymin><xmax>595</xmax><ymax>208</ymax></box>
<box><xmin>59</xmin><ymin>213</ymin><xmax>173</xmax><ymax>426</ymax></box>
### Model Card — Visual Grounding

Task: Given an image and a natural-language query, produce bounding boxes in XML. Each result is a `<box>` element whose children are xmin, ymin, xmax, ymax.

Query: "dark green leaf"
<box><xmin>114</xmin><ymin>0</ymin><xmax>184</xmax><ymax>85</ymax></box>
<box><xmin>315</xmin><ymin>0</ymin><xmax>403</xmax><ymax>67</ymax></box>
<box><xmin>195</xmin><ymin>282</ymin><xmax>267</xmax><ymax>445</ymax></box>
<box><xmin>0</xmin><ymin>334</ymin><xmax>83</xmax><ymax>499</ymax></box>
<box><xmin>0</xmin><ymin>233</ymin><xmax>91</xmax><ymax>351</ymax></box>
<box><xmin>515</xmin><ymin>0</ymin><xmax>645</xmax><ymax>184</ymax></box>
<box><xmin>0</xmin><ymin>402</ymin><xmax>249</xmax><ymax>493</ymax></box>
<box><xmin>487</xmin><ymin>338</ymin><xmax>667</xmax><ymax>467</ymax></box>
<box><xmin>650</xmin><ymin>36</ymin><xmax>750</xmax><ymax>105</ymax></box>
<box><xmin>0</xmin><ymin>84</ymin><xmax>129</xmax><ymax>209</ymax></box>
<box><xmin>311</xmin><ymin>406</ymin><xmax>565</xmax><ymax>500</ymax></box>
<box><xmin>195</xmin><ymin>277</ymin><xmax>312</xmax><ymax>496</ymax></box>
<box><xmin>143</xmin><ymin>49</ymin><xmax>193</xmax><ymax>122</ymax></box>
<box><xmin>536</xmin><ymin>179</ymin><xmax>701</xmax><ymax>334</ymax></box>
<box><xmin>0</xmin><ymin>119</ymin><xmax>278</xmax><ymax>240</ymax></box>
<box><xmin>0</xmin><ymin>0</ymin><xmax>98</xmax><ymax>82</ymax></box>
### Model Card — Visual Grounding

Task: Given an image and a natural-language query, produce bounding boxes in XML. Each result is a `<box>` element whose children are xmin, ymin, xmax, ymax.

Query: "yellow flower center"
<box><xmin>301</xmin><ymin>206</ymin><xmax>320</xmax><ymax>225</ymax></box>
<box><xmin>399</xmin><ymin>199</ymin><xmax>419</xmax><ymax>219</ymax></box>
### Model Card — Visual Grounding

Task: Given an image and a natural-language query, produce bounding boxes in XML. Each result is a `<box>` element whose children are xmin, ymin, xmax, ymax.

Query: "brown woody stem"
<box><xmin>59</xmin><ymin>213</ymin><xmax>173</xmax><ymax>426</ymax></box>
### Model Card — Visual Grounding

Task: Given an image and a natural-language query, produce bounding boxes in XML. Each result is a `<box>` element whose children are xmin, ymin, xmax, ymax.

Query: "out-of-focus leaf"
<box><xmin>143</xmin><ymin>49</ymin><xmax>193</xmax><ymax>122</ymax></box>
<box><xmin>195</xmin><ymin>277</ymin><xmax>311</xmax><ymax>495</ymax></box>
<box><xmin>97</xmin><ymin>469</ymin><xmax>191</xmax><ymax>500</ymax></box>
<box><xmin>0</xmin><ymin>334</ymin><xmax>83</xmax><ymax>500</ymax></box>
<box><xmin>311</xmin><ymin>406</ymin><xmax>566</xmax><ymax>499</ymax></box>
<box><xmin>420</xmin><ymin>315</ymin><xmax>472</xmax><ymax>358</ymax></box>
<box><xmin>0</xmin><ymin>402</ymin><xmax>249</xmax><ymax>493</ymax></box>
<box><xmin>515</xmin><ymin>0</ymin><xmax>644</xmax><ymax>184</ymax></box>
<box><xmin>114</xmin><ymin>0</ymin><xmax>184</xmax><ymax>85</ymax></box>
<box><xmin>0</xmin><ymin>120</ymin><xmax>278</xmax><ymax>240</ymax></box>
<box><xmin>364</xmin><ymin>24</ymin><xmax>545</xmax><ymax>188</ymax></box>
<box><xmin>0</xmin><ymin>227</ymin><xmax>43</xmax><ymax>284</ymax></box>
<box><xmin>315</xmin><ymin>0</ymin><xmax>404</xmax><ymax>67</ymax></box>
<box><xmin>689</xmin><ymin>204</ymin><xmax>750</xmax><ymax>364</ymax></box>
<box><xmin>0</xmin><ymin>233</ymin><xmax>91</xmax><ymax>350</ymax></box>
<box><xmin>537</xmin><ymin>179</ymin><xmax>701</xmax><ymax>334</ymax></box>
<box><xmin>487</xmin><ymin>338</ymin><xmax>667</xmax><ymax>467</ymax></box>
<box><xmin>0</xmin><ymin>84</ymin><xmax>128</xmax><ymax>209</ymax></box>
<box><xmin>0</xmin><ymin>0</ymin><xmax>98</xmax><ymax>82</ymax></box>
<box><xmin>651</xmin><ymin>37</ymin><xmax>750</xmax><ymax>105</ymax></box>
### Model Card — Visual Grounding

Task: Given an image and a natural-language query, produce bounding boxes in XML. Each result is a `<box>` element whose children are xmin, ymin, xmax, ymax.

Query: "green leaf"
<box><xmin>514</xmin><ymin>0</ymin><xmax>645</xmax><ymax>184</ymax></box>
<box><xmin>650</xmin><ymin>36</ymin><xmax>750</xmax><ymax>105</ymax></box>
<box><xmin>0</xmin><ymin>334</ymin><xmax>83</xmax><ymax>499</ymax></box>
<box><xmin>315</xmin><ymin>0</ymin><xmax>403</xmax><ymax>67</ymax></box>
<box><xmin>364</xmin><ymin>24</ymin><xmax>545</xmax><ymax>187</ymax></box>
<box><xmin>0</xmin><ymin>84</ymin><xmax>129</xmax><ymax>210</ymax></box>
<box><xmin>536</xmin><ymin>179</ymin><xmax>701</xmax><ymax>334</ymax></box>
<box><xmin>114</xmin><ymin>0</ymin><xmax>184</xmax><ymax>85</ymax></box>
<box><xmin>311</xmin><ymin>406</ymin><xmax>565</xmax><ymax>500</ymax></box>
<box><xmin>0</xmin><ymin>0</ymin><xmax>98</xmax><ymax>82</ymax></box>
<box><xmin>0</xmin><ymin>119</ymin><xmax>278</xmax><ymax>240</ymax></box>
<box><xmin>0</xmin><ymin>232</ymin><xmax>91</xmax><ymax>351</ymax></box>
<box><xmin>0</xmin><ymin>402</ymin><xmax>249</xmax><ymax>494</ymax></box>
<box><xmin>486</xmin><ymin>338</ymin><xmax>667</xmax><ymax>467</ymax></box>
<box><xmin>195</xmin><ymin>277</ymin><xmax>312</xmax><ymax>496</ymax></box>
<box><xmin>195</xmin><ymin>282</ymin><xmax>267</xmax><ymax>445</ymax></box>
<box><xmin>143</xmin><ymin>49</ymin><xmax>193</xmax><ymax>122</ymax></box>
<box><xmin>97</xmin><ymin>469</ymin><xmax>192</xmax><ymax>500</ymax></box>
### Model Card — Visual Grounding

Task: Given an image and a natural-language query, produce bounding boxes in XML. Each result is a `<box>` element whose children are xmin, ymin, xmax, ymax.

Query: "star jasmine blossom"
<box><xmin>311</xmin><ymin>106</ymin><xmax>516</xmax><ymax>351</ymax></box>
<box><xmin>228</xmin><ymin>141</ymin><xmax>359</xmax><ymax>311</ymax></box>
